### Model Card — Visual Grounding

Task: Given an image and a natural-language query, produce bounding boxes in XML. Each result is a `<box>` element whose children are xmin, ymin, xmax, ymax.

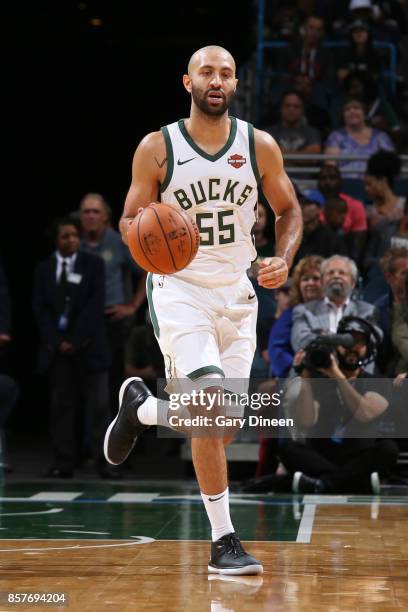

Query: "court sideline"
<box><xmin>0</xmin><ymin>480</ymin><xmax>407</xmax><ymax>610</ymax></box>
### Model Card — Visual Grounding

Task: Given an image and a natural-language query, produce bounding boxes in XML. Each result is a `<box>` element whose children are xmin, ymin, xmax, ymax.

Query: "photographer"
<box><xmin>280</xmin><ymin>316</ymin><xmax>399</xmax><ymax>494</ymax></box>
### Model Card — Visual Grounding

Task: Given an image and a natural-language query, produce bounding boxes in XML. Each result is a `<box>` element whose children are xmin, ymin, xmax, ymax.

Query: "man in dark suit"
<box><xmin>291</xmin><ymin>255</ymin><xmax>380</xmax><ymax>362</ymax></box>
<box><xmin>33</xmin><ymin>218</ymin><xmax>116</xmax><ymax>478</ymax></box>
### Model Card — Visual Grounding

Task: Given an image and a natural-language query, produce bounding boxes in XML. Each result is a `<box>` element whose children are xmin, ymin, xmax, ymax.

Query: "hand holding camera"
<box><xmin>295</xmin><ymin>332</ymin><xmax>354</xmax><ymax>376</ymax></box>
<box><xmin>315</xmin><ymin>353</ymin><xmax>346</xmax><ymax>379</ymax></box>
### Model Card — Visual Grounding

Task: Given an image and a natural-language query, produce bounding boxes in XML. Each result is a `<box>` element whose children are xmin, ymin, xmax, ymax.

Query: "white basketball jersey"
<box><xmin>160</xmin><ymin>116</ymin><xmax>260</xmax><ymax>288</ymax></box>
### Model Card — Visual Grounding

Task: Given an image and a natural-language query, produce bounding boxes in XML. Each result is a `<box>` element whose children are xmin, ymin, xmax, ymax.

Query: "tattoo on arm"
<box><xmin>155</xmin><ymin>157</ymin><xmax>167</xmax><ymax>169</ymax></box>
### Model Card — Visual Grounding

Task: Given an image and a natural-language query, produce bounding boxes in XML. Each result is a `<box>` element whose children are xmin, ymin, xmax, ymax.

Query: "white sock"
<box><xmin>138</xmin><ymin>397</ymin><xmax>186</xmax><ymax>432</ymax></box>
<box><xmin>137</xmin><ymin>396</ymin><xmax>158</xmax><ymax>425</ymax></box>
<box><xmin>201</xmin><ymin>487</ymin><xmax>234</xmax><ymax>542</ymax></box>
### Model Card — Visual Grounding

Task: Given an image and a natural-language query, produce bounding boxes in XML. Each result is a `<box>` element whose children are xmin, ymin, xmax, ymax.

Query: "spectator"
<box><xmin>348</xmin><ymin>0</ymin><xmax>375</xmax><ymax>23</ymax></box>
<box><xmin>363</xmin><ymin>80</ymin><xmax>403</xmax><ymax>146</ymax></box>
<box><xmin>325</xmin><ymin>98</ymin><xmax>395</xmax><ymax>178</ymax></box>
<box><xmin>346</xmin><ymin>71</ymin><xmax>401</xmax><ymax>136</ymax></box>
<box><xmin>330</xmin><ymin>0</ymin><xmax>402</xmax><ymax>42</ymax></box>
<box><xmin>363</xmin><ymin>151</ymin><xmax>407</xmax><ymax>263</ymax></box>
<box><xmin>323</xmin><ymin>197</ymin><xmax>348</xmax><ymax>233</ymax></box>
<box><xmin>294</xmin><ymin>200</ymin><xmax>348</xmax><ymax>265</ymax></box>
<box><xmin>281</xmin><ymin>316</ymin><xmax>398</xmax><ymax>494</ymax></box>
<box><xmin>317</xmin><ymin>165</ymin><xmax>368</xmax><ymax>262</ymax></box>
<box><xmin>331</xmin><ymin>70</ymin><xmax>403</xmax><ymax>144</ymax></box>
<box><xmin>33</xmin><ymin>218</ymin><xmax>115</xmax><ymax>479</ymax></box>
<box><xmin>292</xmin><ymin>72</ymin><xmax>332</xmax><ymax>137</ymax></box>
<box><xmin>266</xmin><ymin>91</ymin><xmax>322</xmax><ymax>161</ymax></box>
<box><xmin>261</xmin><ymin>280</ymin><xmax>292</xmax><ymax>361</ymax></box>
<box><xmin>78</xmin><ymin>193</ymin><xmax>147</xmax><ymax>415</ymax></box>
<box><xmin>277</xmin><ymin>15</ymin><xmax>335</xmax><ymax>86</ymax></box>
<box><xmin>269</xmin><ymin>255</ymin><xmax>324</xmax><ymax>379</ymax></box>
<box><xmin>317</xmin><ymin>164</ymin><xmax>367</xmax><ymax>228</ymax></box>
<box><xmin>364</xmin><ymin>151</ymin><xmax>406</xmax><ymax>226</ymax></box>
<box><xmin>391</xmin><ymin>200</ymin><xmax>408</xmax><ymax>250</ymax></box>
<box><xmin>374</xmin><ymin>247</ymin><xmax>408</xmax><ymax>374</ymax></box>
<box><xmin>291</xmin><ymin>254</ymin><xmax>380</xmax><ymax>353</ymax></box>
<box><xmin>323</xmin><ymin>197</ymin><xmax>361</xmax><ymax>259</ymax></box>
<box><xmin>391</xmin><ymin>270</ymin><xmax>408</xmax><ymax>374</ymax></box>
<box><xmin>337</xmin><ymin>20</ymin><xmax>384</xmax><ymax>83</ymax></box>
<box><xmin>268</xmin><ymin>3</ymin><xmax>300</xmax><ymax>43</ymax></box>
<box><xmin>348</xmin><ymin>0</ymin><xmax>401</xmax><ymax>42</ymax></box>
<box><xmin>250</xmin><ymin>280</ymin><xmax>292</xmax><ymax>380</ymax></box>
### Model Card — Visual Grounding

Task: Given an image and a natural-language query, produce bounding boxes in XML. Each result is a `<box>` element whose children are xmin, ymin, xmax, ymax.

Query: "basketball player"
<box><xmin>104</xmin><ymin>46</ymin><xmax>302</xmax><ymax>574</ymax></box>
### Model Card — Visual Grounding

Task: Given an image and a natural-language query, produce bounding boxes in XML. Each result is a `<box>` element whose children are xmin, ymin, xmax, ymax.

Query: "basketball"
<box><xmin>127</xmin><ymin>202</ymin><xmax>200</xmax><ymax>274</ymax></box>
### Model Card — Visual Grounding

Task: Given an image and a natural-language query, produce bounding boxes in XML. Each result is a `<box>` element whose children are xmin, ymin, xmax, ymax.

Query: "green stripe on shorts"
<box><xmin>147</xmin><ymin>273</ymin><xmax>160</xmax><ymax>338</ymax></box>
<box><xmin>187</xmin><ymin>365</ymin><xmax>225</xmax><ymax>380</ymax></box>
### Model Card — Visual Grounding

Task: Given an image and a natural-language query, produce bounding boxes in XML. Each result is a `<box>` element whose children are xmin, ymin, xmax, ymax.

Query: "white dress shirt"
<box><xmin>324</xmin><ymin>296</ymin><xmax>350</xmax><ymax>333</ymax></box>
<box><xmin>56</xmin><ymin>252</ymin><xmax>77</xmax><ymax>283</ymax></box>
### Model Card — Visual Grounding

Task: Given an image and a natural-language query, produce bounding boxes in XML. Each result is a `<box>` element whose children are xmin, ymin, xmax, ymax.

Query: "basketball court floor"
<box><xmin>0</xmin><ymin>479</ymin><xmax>407</xmax><ymax>611</ymax></box>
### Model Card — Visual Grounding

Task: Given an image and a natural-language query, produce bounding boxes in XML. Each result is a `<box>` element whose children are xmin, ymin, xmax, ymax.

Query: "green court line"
<box><xmin>0</xmin><ymin>485</ymin><xmax>407</xmax><ymax>544</ymax></box>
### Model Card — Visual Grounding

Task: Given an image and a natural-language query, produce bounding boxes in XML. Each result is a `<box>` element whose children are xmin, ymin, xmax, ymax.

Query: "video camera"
<box><xmin>301</xmin><ymin>332</ymin><xmax>354</xmax><ymax>371</ymax></box>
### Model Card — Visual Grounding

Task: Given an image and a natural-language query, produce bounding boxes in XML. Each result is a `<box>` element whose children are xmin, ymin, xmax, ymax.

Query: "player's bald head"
<box><xmin>187</xmin><ymin>46</ymin><xmax>236</xmax><ymax>75</ymax></box>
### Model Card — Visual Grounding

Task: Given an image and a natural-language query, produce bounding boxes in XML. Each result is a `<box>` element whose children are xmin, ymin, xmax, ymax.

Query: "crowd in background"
<box><xmin>241</xmin><ymin>0</ymin><xmax>408</xmax><ymax>494</ymax></box>
<box><xmin>0</xmin><ymin>155</ymin><xmax>406</xmax><ymax>490</ymax></box>
<box><xmin>236</xmin><ymin>0</ymin><xmax>408</xmax><ymax>166</ymax></box>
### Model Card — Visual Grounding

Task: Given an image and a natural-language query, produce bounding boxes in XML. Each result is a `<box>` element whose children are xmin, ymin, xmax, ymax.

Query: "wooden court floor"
<box><xmin>0</xmin><ymin>480</ymin><xmax>407</xmax><ymax>611</ymax></box>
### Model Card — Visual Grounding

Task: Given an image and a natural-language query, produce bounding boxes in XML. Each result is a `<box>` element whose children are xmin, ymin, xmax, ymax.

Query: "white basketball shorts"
<box><xmin>146</xmin><ymin>272</ymin><xmax>258</xmax><ymax>389</ymax></box>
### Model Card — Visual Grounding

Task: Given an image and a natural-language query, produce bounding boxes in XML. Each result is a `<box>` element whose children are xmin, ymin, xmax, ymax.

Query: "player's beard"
<box><xmin>191</xmin><ymin>85</ymin><xmax>235</xmax><ymax>116</ymax></box>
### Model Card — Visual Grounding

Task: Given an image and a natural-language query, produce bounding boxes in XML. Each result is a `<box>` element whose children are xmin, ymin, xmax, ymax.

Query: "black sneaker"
<box><xmin>208</xmin><ymin>532</ymin><xmax>263</xmax><ymax>575</ymax></box>
<box><xmin>104</xmin><ymin>377</ymin><xmax>151</xmax><ymax>465</ymax></box>
<box><xmin>292</xmin><ymin>471</ymin><xmax>324</xmax><ymax>494</ymax></box>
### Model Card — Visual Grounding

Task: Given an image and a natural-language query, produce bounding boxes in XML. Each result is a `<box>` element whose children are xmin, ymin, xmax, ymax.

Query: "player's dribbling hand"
<box><xmin>257</xmin><ymin>257</ymin><xmax>288</xmax><ymax>289</ymax></box>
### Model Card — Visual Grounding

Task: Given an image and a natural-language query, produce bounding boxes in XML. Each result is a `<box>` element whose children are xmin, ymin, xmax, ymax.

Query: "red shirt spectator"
<box><xmin>338</xmin><ymin>192</ymin><xmax>368</xmax><ymax>232</ymax></box>
<box><xmin>304</xmin><ymin>188</ymin><xmax>368</xmax><ymax>233</ymax></box>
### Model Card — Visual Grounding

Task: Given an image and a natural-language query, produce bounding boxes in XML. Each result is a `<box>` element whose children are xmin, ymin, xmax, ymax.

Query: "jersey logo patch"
<box><xmin>228</xmin><ymin>153</ymin><xmax>247</xmax><ymax>169</ymax></box>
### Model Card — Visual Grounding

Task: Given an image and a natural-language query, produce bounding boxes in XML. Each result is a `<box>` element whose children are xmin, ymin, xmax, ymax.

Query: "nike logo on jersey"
<box><xmin>177</xmin><ymin>157</ymin><xmax>196</xmax><ymax>165</ymax></box>
<box><xmin>248</xmin><ymin>293</ymin><xmax>256</xmax><ymax>300</ymax></box>
<box><xmin>208</xmin><ymin>493</ymin><xmax>226</xmax><ymax>502</ymax></box>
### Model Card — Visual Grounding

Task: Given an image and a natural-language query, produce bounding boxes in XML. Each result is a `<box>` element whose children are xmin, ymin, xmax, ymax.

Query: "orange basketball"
<box><xmin>127</xmin><ymin>202</ymin><xmax>200</xmax><ymax>274</ymax></box>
